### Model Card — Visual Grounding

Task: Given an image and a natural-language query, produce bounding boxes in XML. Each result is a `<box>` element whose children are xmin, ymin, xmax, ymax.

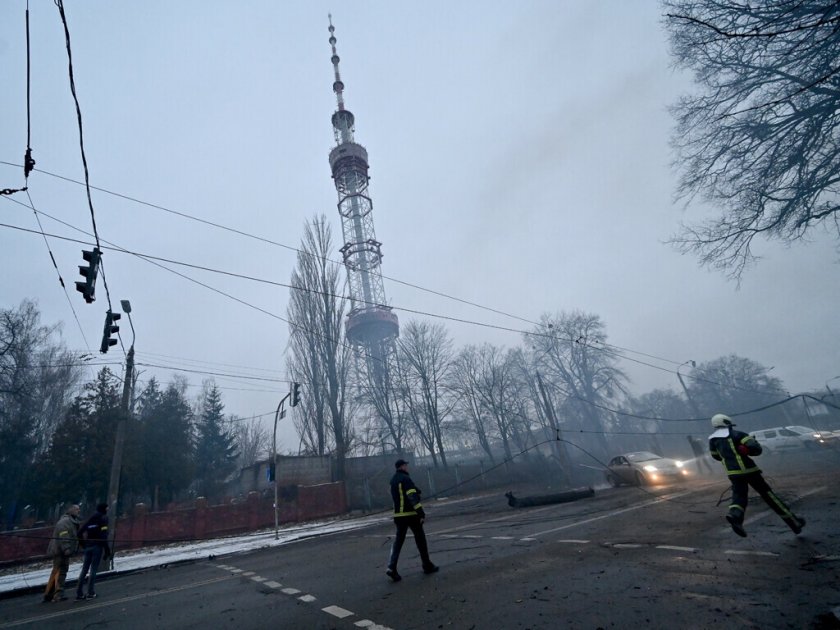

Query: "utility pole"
<box><xmin>106</xmin><ymin>344</ymin><xmax>133</xmax><ymax>568</ymax></box>
<box><xmin>677</xmin><ymin>360</ymin><xmax>701</xmax><ymax>418</ymax></box>
<box><xmin>536</xmin><ymin>371</ymin><xmax>573</xmax><ymax>486</ymax></box>
<box><xmin>106</xmin><ymin>300</ymin><xmax>135</xmax><ymax>569</ymax></box>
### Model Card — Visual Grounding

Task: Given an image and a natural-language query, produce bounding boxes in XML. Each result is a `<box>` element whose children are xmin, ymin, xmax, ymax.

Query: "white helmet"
<box><xmin>711</xmin><ymin>413</ymin><xmax>735</xmax><ymax>428</ymax></box>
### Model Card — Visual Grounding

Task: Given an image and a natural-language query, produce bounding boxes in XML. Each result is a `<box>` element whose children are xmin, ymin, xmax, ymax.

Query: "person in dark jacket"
<box><xmin>75</xmin><ymin>503</ymin><xmax>111</xmax><ymax>600</ymax></box>
<box><xmin>43</xmin><ymin>504</ymin><xmax>81</xmax><ymax>602</ymax></box>
<box><xmin>386</xmin><ymin>459</ymin><xmax>438</xmax><ymax>582</ymax></box>
<box><xmin>708</xmin><ymin>413</ymin><xmax>805</xmax><ymax>537</ymax></box>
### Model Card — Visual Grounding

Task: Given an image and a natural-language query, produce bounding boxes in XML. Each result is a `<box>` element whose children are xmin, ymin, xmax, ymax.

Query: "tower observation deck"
<box><xmin>327</xmin><ymin>17</ymin><xmax>399</xmax><ymax>350</ymax></box>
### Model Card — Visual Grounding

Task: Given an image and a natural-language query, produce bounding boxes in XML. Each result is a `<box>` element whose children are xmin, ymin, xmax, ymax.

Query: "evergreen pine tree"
<box><xmin>193</xmin><ymin>382</ymin><xmax>238</xmax><ymax>502</ymax></box>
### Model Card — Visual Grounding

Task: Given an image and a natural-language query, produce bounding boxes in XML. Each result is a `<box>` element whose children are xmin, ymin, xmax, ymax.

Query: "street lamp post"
<box><xmin>677</xmin><ymin>360</ymin><xmax>701</xmax><ymax>418</ymax></box>
<box><xmin>106</xmin><ymin>299</ymin><xmax>135</xmax><ymax>569</ymax></box>
<box><xmin>272</xmin><ymin>392</ymin><xmax>290</xmax><ymax>540</ymax></box>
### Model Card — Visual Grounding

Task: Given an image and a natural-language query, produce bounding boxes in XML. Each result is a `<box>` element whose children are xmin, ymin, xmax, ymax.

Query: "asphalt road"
<box><xmin>2</xmin><ymin>450</ymin><xmax>839</xmax><ymax>629</ymax></box>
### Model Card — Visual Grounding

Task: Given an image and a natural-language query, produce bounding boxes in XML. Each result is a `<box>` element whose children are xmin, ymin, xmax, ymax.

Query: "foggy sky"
<box><xmin>2</xmin><ymin>1</ymin><xmax>838</xmax><ymax>450</ymax></box>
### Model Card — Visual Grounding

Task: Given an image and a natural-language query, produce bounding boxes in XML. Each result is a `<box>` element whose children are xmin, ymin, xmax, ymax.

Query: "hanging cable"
<box><xmin>53</xmin><ymin>0</ymin><xmax>116</xmax><ymax>319</ymax></box>
<box><xmin>24</xmin><ymin>0</ymin><xmax>36</xmax><ymax>179</ymax></box>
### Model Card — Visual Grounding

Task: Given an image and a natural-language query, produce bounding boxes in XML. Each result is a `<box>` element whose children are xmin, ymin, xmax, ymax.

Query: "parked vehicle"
<box><xmin>750</xmin><ymin>426</ymin><xmax>823</xmax><ymax>451</ymax></box>
<box><xmin>605</xmin><ymin>451</ymin><xmax>690</xmax><ymax>487</ymax></box>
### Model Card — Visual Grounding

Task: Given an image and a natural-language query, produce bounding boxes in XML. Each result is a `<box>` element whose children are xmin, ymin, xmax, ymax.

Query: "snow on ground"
<box><xmin>0</xmin><ymin>513</ymin><xmax>389</xmax><ymax>595</ymax></box>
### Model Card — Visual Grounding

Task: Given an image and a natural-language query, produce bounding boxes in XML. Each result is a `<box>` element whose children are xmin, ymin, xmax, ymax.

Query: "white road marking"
<box><xmin>250</xmin><ymin>576</ymin><xmax>266</xmax><ymax>582</ymax></box>
<box><xmin>519</xmin><ymin>537</ymin><xmax>536</xmax><ymax>541</ymax></box>
<box><xmin>241</xmin><ymin>571</ymin><xmax>255</xmax><ymax>576</ymax></box>
<box><xmin>323</xmin><ymin>605</ymin><xmax>354</xmax><ymax>619</ymax></box>
<box><xmin>355</xmin><ymin>621</ymin><xmax>394</xmax><ymax>630</ymax></box>
<box><xmin>491</xmin><ymin>536</ymin><xmax>514</xmax><ymax>540</ymax></box>
<box><xmin>725</xmin><ymin>550</ymin><xmax>779</xmax><ymax>557</ymax></box>
<box><xmin>229</xmin><ymin>568</ymin><xmax>243</xmax><ymax>573</ymax></box>
<box><xmin>529</xmin><ymin>488</ymin><xmax>703</xmax><ymax>538</ymax></box>
<box><xmin>264</xmin><ymin>580</ymin><xmax>282</xmax><ymax>588</ymax></box>
<box><xmin>657</xmin><ymin>545</ymin><xmax>698</xmax><ymax>552</ymax></box>
<box><xmin>557</xmin><ymin>539</ymin><xmax>589</xmax><ymax>544</ymax></box>
<box><xmin>611</xmin><ymin>543</ymin><xmax>642</xmax><ymax>548</ymax></box>
<box><xmin>461</xmin><ymin>535</ymin><xmax>482</xmax><ymax>538</ymax></box>
<box><xmin>282</xmin><ymin>587</ymin><xmax>301</xmax><ymax>595</ymax></box>
<box><xmin>298</xmin><ymin>594</ymin><xmax>317</xmax><ymax>602</ymax></box>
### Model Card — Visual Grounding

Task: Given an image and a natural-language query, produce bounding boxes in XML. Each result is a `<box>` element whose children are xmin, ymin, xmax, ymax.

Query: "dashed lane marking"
<box><xmin>355</xmin><ymin>621</ymin><xmax>394</xmax><ymax>629</ymax></box>
<box><xmin>322</xmin><ymin>605</ymin><xmax>354</xmax><ymax>619</ymax></box>
<box><xmin>298</xmin><ymin>594</ymin><xmax>317</xmax><ymax>603</ymax></box>
<box><xmin>282</xmin><ymin>587</ymin><xmax>301</xmax><ymax>595</ymax></box>
<box><xmin>250</xmin><ymin>576</ymin><xmax>266</xmax><ymax>582</ymax></box>
<box><xmin>557</xmin><ymin>539</ymin><xmax>590</xmax><ymax>544</ymax></box>
<box><xmin>229</xmin><ymin>568</ymin><xmax>243</xmax><ymax>573</ymax></box>
<box><xmin>520</xmin><ymin>537</ymin><xmax>536</xmax><ymax>541</ymax></box>
<box><xmin>725</xmin><ymin>550</ymin><xmax>779</xmax><ymax>557</ymax></box>
<box><xmin>491</xmin><ymin>536</ymin><xmax>514</xmax><ymax>540</ymax></box>
<box><xmin>241</xmin><ymin>571</ymin><xmax>255</xmax><ymax>576</ymax></box>
<box><xmin>264</xmin><ymin>580</ymin><xmax>282</xmax><ymax>588</ymax></box>
<box><xmin>656</xmin><ymin>545</ymin><xmax>698</xmax><ymax>552</ymax></box>
<box><xmin>610</xmin><ymin>543</ymin><xmax>643</xmax><ymax>549</ymax></box>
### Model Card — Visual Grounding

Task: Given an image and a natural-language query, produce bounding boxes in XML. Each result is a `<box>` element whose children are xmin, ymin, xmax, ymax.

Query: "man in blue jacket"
<box><xmin>76</xmin><ymin>503</ymin><xmax>111</xmax><ymax>600</ymax></box>
<box><xmin>386</xmin><ymin>459</ymin><xmax>438</xmax><ymax>582</ymax></box>
<box><xmin>708</xmin><ymin>413</ymin><xmax>805</xmax><ymax>537</ymax></box>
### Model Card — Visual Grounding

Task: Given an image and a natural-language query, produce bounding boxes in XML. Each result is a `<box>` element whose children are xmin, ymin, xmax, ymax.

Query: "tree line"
<box><xmin>286</xmin><ymin>217</ymin><xmax>798</xmax><ymax>481</ymax></box>
<box><xmin>0</xmin><ymin>300</ymin><xmax>267</xmax><ymax>529</ymax></box>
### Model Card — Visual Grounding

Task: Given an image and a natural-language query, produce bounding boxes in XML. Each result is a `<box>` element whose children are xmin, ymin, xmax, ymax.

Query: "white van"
<box><xmin>751</xmin><ymin>426</ymin><xmax>820</xmax><ymax>451</ymax></box>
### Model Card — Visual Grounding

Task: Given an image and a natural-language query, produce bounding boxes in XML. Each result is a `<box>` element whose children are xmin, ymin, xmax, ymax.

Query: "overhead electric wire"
<box><xmin>0</xmin><ymin>159</ymin><xmax>707</xmax><ymax>375</ymax></box>
<box><xmin>12</xmin><ymin>4</ymin><xmax>90</xmax><ymax>351</ymax></box>
<box><xmin>4</xmin><ymin>160</ymin><xmax>792</xmax><ymax>399</ymax></box>
<box><xmin>53</xmin><ymin>0</ymin><xmax>120</xmax><ymax>348</ymax></box>
<box><xmin>0</xmin><ymin>211</ymin><xmax>805</xmax><ymax>403</ymax></box>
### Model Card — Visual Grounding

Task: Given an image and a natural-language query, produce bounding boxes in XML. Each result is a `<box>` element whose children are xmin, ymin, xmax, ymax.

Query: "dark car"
<box><xmin>605</xmin><ymin>451</ymin><xmax>690</xmax><ymax>487</ymax></box>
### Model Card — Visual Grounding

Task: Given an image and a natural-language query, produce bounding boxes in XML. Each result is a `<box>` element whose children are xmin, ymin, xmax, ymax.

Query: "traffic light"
<box><xmin>99</xmin><ymin>310</ymin><xmax>121</xmax><ymax>354</ymax></box>
<box><xmin>291</xmin><ymin>382</ymin><xmax>301</xmax><ymax>407</ymax></box>
<box><xmin>75</xmin><ymin>248</ymin><xmax>101</xmax><ymax>304</ymax></box>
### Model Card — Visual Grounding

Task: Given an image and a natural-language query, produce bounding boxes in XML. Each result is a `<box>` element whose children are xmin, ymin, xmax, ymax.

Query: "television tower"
<box><xmin>327</xmin><ymin>17</ymin><xmax>399</xmax><ymax>390</ymax></box>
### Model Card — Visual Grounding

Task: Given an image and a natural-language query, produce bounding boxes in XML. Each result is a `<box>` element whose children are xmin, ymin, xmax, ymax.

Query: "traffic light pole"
<box><xmin>106</xmin><ymin>344</ymin><xmax>134</xmax><ymax>569</ymax></box>
<box><xmin>272</xmin><ymin>393</ymin><xmax>290</xmax><ymax>540</ymax></box>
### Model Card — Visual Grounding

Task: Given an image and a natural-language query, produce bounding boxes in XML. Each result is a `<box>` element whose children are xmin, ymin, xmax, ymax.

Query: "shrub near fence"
<box><xmin>0</xmin><ymin>482</ymin><xmax>346</xmax><ymax>565</ymax></box>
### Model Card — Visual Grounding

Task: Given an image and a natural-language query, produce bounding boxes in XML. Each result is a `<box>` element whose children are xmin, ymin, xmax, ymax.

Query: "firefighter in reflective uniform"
<box><xmin>708</xmin><ymin>413</ymin><xmax>805</xmax><ymax>537</ymax></box>
<box><xmin>386</xmin><ymin>459</ymin><xmax>438</xmax><ymax>581</ymax></box>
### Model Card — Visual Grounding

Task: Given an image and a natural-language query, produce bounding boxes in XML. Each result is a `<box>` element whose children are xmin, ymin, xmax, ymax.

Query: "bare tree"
<box><xmin>451</xmin><ymin>345</ymin><xmax>497</xmax><ymax>463</ymax></box>
<box><xmin>526</xmin><ymin>311</ymin><xmax>628</xmax><ymax>461</ymax></box>
<box><xmin>233</xmin><ymin>415</ymin><xmax>270</xmax><ymax>469</ymax></box>
<box><xmin>286</xmin><ymin>216</ymin><xmax>353</xmax><ymax>479</ymax></box>
<box><xmin>392</xmin><ymin>321</ymin><xmax>454</xmax><ymax>468</ymax></box>
<box><xmin>664</xmin><ymin>1</ymin><xmax>840</xmax><ymax>279</ymax></box>
<box><xmin>1</xmin><ymin>300</ymin><xmax>81</xmax><ymax>528</ymax></box>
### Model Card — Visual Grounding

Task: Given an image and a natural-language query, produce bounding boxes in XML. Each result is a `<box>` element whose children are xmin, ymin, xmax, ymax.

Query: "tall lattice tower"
<box><xmin>327</xmin><ymin>17</ymin><xmax>399</xmax><ymax>391</ymax></box>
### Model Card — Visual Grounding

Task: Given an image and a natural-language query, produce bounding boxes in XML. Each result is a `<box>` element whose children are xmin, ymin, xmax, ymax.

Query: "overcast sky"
<box><xmin>2</xmin><ymin>1</ymin><xmax>838</xmax><ymax>450</ymax></box>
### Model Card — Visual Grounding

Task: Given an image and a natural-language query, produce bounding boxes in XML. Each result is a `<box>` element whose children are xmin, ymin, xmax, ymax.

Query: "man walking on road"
<box><xmin>42</xmin><ymin>504</ymin><xmax>81</xmax><ymax>602</ymax></box>
<box><xmin>76</xmin><ymin>503</ymin><xmax>111</xmax><ymax>600</ymax></box>
<box><xmin>386</xmin><ymin>459</ymin><xmax>438</xmax><ymax>582</ymax></box>
<box><xmin>708</xmin><ymin>413</ymin><xmax>806</xmax><ymax>537</ymax></box>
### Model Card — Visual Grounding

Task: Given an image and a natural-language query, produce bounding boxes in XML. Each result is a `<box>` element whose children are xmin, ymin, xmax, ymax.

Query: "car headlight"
<box><xmin>675</xmin><ymin>460</ymin><xmax>685</xmax><ymax>468</ymax></box>
<box><xmin>643</xmin><ymin>465</ymin><xmax>658</xmax><ymax>472</ymax></box>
